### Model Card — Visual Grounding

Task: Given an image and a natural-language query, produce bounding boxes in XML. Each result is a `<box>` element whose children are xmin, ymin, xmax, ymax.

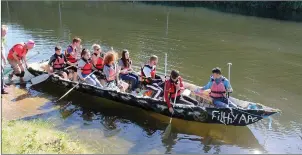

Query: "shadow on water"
<box><xmin>16</xmin><ymin>81</ymin><xmax>266</xmax><ymax>153</ymax></box>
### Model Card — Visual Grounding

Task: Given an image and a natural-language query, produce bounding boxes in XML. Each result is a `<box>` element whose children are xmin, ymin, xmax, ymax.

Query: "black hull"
<box><xmin>28</xmin><ymin>67</ymin><xmax>278</xmax><ymax>126</ymax></box>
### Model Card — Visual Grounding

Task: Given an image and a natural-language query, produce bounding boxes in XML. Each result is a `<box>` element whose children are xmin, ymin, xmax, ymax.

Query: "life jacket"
<box><xmin>64</xmin><ymin>45</ymin><xmax>77</xmax><ymax>63</ymax></box>
<box><xmin>105</xmin><ymin>64</ymin><xmax>116</xmax><ymax>82</ymax></box>
<box><xmin>53</xmin><ymin>54</ymin><xmax>65</xmax><ymax>70</ymax></box>
<box><xmin>7</xmin><ymin>43</ymin><xmax>28</xmax><ymax>60</ymax></box>
<box><xmin>210</xmin><ymin>77</ymin><xmax>226</xmax><ymax>98</ymax></box>
<box><xmin>92</xmin><ymin>53</ymin><xmax>104</xmax><ymax>70</ymax></box>
<box><xmin>168</xmin><ymin>77</ymin><xmax>183</xmax><ymax>98</ymax></box>
<box><xmin>140</xmin><ymin>65</ymin><xmax>156</xmax><ymax>84</ymax></box>
<box><xmin>81</xmin><ymin>58</ymin><xmax>92</xmax><ymax>75</ymax></box>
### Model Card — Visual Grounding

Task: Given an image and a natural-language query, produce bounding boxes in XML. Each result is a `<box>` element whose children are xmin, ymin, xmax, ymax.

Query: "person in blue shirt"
<box><xmin>200</xmin><ymin>67</ymin><xmax>233</xmax><ymax>108</ymax></box>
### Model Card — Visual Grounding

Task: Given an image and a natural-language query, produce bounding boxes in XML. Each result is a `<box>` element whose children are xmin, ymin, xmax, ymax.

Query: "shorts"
<box><xmin>53</xmin><ymin>69</ymin><xmax>68</xmax><ymax>77</ymax></box>
<box><xmin>66</xmin><ymin>65</ymin><xmax>77</xmax><ymax>72</ymax></box>
<box><xmin>8</xmin><ymin>59</ymin><xmax>22</xmax><ymax>75</ymax></box>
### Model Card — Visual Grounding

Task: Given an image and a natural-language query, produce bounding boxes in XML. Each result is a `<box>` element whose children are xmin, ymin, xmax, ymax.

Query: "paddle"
<box><xmin>162</xmin><ymin>88</ymin><xmax>178</xmax><ymax>140</ymax></box>
<box><xmin>163</xmin><ymin>53</ymin><xmax>167</xmax><ymax>102</ymax></box>
<box><xmin>55</xmin><ymin>70</ymin><xmax>97</xmax><ymax>102</ymax></box>
<box><xmin>31</xmin><ymin>65</ymin><xmax>75</xmax><ymax>85</ymax></box>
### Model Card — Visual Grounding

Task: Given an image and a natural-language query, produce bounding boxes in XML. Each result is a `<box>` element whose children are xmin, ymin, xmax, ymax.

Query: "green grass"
<box><xmin>2</xmin><ymin>119</ymin><xmax>93</xmax><ymax>154</ymax></box>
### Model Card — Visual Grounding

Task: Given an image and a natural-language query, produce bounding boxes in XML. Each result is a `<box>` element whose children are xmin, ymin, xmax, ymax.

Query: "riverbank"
<box><xmin>1</xmin><ymin>86</ymin><xmax>93</xmax><ymax>154</ymax></box>
<box><xmin>2</xmin><ymin>119</ymin><xmax>92</xmax><ymax>154</ymax></box>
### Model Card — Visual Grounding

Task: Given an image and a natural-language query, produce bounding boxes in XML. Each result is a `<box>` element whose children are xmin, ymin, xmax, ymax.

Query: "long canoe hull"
<box><xmin>27</xmin><ymin>65</ymin><xmax>279</xmax><ymax>126</ymax></box>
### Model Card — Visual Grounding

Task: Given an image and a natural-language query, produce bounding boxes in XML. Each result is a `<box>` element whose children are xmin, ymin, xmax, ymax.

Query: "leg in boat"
<box><xmin>146</xmin><ymin>83</ymin><xmax>162</xmax><ymax>99</ymax></box>
<box><xmin>73</xmin><ymin>71</ymin><xmax>78</xmax><ymax>82</ymax></box>
<box><xmin>62</xmin><ymin>72</ymin><xmax>68</xmax><ymax>80</ymax></box>
<box><xmin>90</xmin><ymin>74</ymin><xmax>102</xmax><ymax>87</ymax></box>
<box><xmin>213</xmin><ymin>98</ymin><xmax>228</xmax><ymax>108</ymax></box>
<box><xmin>120</xmin><ymin>74</ymin><xmax>138</xmax><ymax>93</ymax></box>
<box><xmin>182</xmin><ymin>95</ymin><xmax>199</xmax><ymax>105</ymax></box>
<box><xmin>172</xmin><ymin>96</ymin><xmax>195</xmax><ymax>106</ymax></box>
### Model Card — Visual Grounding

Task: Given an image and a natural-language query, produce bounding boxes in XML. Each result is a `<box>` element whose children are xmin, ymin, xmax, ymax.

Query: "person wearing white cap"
<box><xmin>7</xmin><ymin>39</ymin><xmax>35</xmax><ymax>83</ymax></box>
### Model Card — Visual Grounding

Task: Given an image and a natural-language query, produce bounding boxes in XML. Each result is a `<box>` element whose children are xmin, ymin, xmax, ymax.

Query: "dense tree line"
<box><xmin>141</xmin><ymin>1</ymin><xmax>302</xmax><ymax>22</ymax></box>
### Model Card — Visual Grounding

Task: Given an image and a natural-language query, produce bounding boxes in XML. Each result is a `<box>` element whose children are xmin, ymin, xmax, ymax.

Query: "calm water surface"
<box><xmin>1</xmin><ymin>1</ymin><xmax>302</xmax><ymax>154</ymax></box>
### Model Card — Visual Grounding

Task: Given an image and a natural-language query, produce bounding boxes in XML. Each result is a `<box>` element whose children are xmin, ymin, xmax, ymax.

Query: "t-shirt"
<box><xmin>77</xmin><ymin>58</ymin><xmax>88</xmax><ymax>79</ymax></box>
<box><xmin>118</xmin><ymin>59</ymin><xmax>132</xmax><ymax>70</ymax></box>
<box><xmin>103</xmin><ymin>64</ymin><xmax>116</xmax><ymax>81</ymax></box>
<box><xmin>142</xmin><ymin>65</ymin><xmax>155</xmax><ymax>78</ymax></box>
<box><xmin>48</xmin><ymin>54</ymin><xmax>67</xmax><ymax>66</ymax></box>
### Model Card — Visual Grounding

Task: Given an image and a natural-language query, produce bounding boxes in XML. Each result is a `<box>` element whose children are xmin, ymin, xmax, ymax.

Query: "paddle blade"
<box><xmin>162</xmin><ymin>123</ymin><xmax>172</xmax><ymax>140</ymax></box>
<box><xmin>31</xmin><ymin>74</ymin><xmax>49</xmax><ymax>85</ymax></box>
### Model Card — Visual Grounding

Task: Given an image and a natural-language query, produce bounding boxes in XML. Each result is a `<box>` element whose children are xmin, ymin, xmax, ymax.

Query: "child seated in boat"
<box><xmin>118</xmin><ymin>49</ymin><xmax>140</xmax><ymax>95</ymax></box>
<box><xmin>91</xmin><ymin>44</ymin><xmax>105</xmax><ymax>83</ymax></box>
<box><xmin>140</xmin><ymin>55</ymin><xmax>164</xmax><ymax>99</ymax></box>
<box><xmin>195</xmin><ymin>67</ymin><xmax>233</xmax><ymax>108</ymax></box>
<box><xmin>103</xmin><ymin>50</ymin><xmax>129</xmax><ymax>92</ymax></box>
<box><xmin>64</xmin><ymin>37</ymin><xmax>82</xmax><ymax>82</ymax></box>
<box><xmin>164</xmin><ymin>70</ymin><xmax>199</xmax><ymax>114</ymax></box>
<box><xmin>47</xmin><ymin>46</ymin><xmax>68</xmax><ymax>80</ymax></box>
<box><xmin>77</xmin><ymin>49</ymin><xmax>102</xmax><ymax>87</ymax></box>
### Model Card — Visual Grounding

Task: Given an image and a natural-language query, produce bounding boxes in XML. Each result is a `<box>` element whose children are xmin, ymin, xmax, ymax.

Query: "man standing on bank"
<box><xmin>7</xmin><ymin>40</ymin><xmax>35</xmax><ymax>83</ymax></box>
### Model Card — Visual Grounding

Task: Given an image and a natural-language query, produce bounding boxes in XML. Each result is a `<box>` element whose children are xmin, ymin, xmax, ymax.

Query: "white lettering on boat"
<box><xmin>156</xmin><ymin>104</ymin><xmax>167</xmax><ymax>111</ymax></box>
<box><xmin>211</xmin><ymin>110</ymin><xmax>259</xmax><ymax>125</ymax></box>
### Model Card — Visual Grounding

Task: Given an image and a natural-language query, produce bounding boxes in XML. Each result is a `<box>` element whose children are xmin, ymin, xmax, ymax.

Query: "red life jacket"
<box><xmin>53</xmin><ymin>54</ymin><xmax>65</xmax><ymax>69</ymax></box>
<box><xmin>92</xmin><ymin>53</ymin><xmax>104</xmax><ymax>70</ymax></box>
<box><xmin>7</xmin><ymin>43</ymin><xmax>28</xmax><ymax>60</ymax></box>
<box><xmin>65</xmin><ymin>45</ymin><xmax>77</xmax><ymax>63</ymax></box>
<box><xmin>81</xmin><ymin>58</ymin><xmax>92</xmax><ymax>75</ymax></box>
<box><xmin>168</xmin><ymin>76</ymin><xmax>183</xmax><ymax>98</ymax></box>
<box><xmin>210</xmin><ymin>77</ymin><xmax>226</xmax><ymax>98</ymax></box>
<box><xmin>141</xmin><ymin>65</ymin><xmax>156</xmax><ymax>78</ymax></box>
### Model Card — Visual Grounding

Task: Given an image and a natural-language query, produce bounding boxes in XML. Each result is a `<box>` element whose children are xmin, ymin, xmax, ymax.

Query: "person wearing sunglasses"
<box><xmin>91</xmin><ymin>44</ymin><xmax>105</xmax><ymax>79</ymax></box>
<box><xmin>164</xmin><ymin>70</ymin><xmax>198</xmax><ymax>114</ymax></box>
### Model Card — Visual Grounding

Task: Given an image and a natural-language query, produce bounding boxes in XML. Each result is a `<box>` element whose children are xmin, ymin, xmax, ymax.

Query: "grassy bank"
<box><xmin>2</xmin><ymin>119</ymin><xmax>93</xmax><ymax>154</ymax></box>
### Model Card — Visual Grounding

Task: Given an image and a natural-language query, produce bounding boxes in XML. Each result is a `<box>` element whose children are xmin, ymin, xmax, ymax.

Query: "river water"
<box><xmin>1</xmin><ymin>1</ymin><xmax>302</xmax><ymax>154</ymax></box>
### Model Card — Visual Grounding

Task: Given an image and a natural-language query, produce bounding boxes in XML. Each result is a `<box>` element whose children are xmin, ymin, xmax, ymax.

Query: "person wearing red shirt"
<box><xmin>7</xmin><ymin>40</ymin><xmax>35</xmax><ymax>83</ymax></box>
<box><xmin>164</xmin><ymin>70</ymin><xmax>198</xmax><ymax>114</ymax></box>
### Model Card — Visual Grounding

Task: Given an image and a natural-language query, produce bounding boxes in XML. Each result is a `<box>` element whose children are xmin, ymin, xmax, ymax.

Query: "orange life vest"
<box><xmin>53</xmin><ymin>54</ymin><xmax>65</xmax><ymax>70</ymax></box>
<box><xmin>210</xmin><ymin>78</ymin><xmax>226</xmax><ymax>98</ymax></box>
<box><xmin>7</xmin><ymin>43</ymin><xmax>28</xmax><ymax>60</ymax></box>
<box><xmin>81</xmin><ymin>59</ymin><xmax>92</xmax><ymax>75</ymax></box>
<box><xmin>92</xmin><ymin>53</ymin><xmax>104</xmax><ymax>70</ymax></box>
